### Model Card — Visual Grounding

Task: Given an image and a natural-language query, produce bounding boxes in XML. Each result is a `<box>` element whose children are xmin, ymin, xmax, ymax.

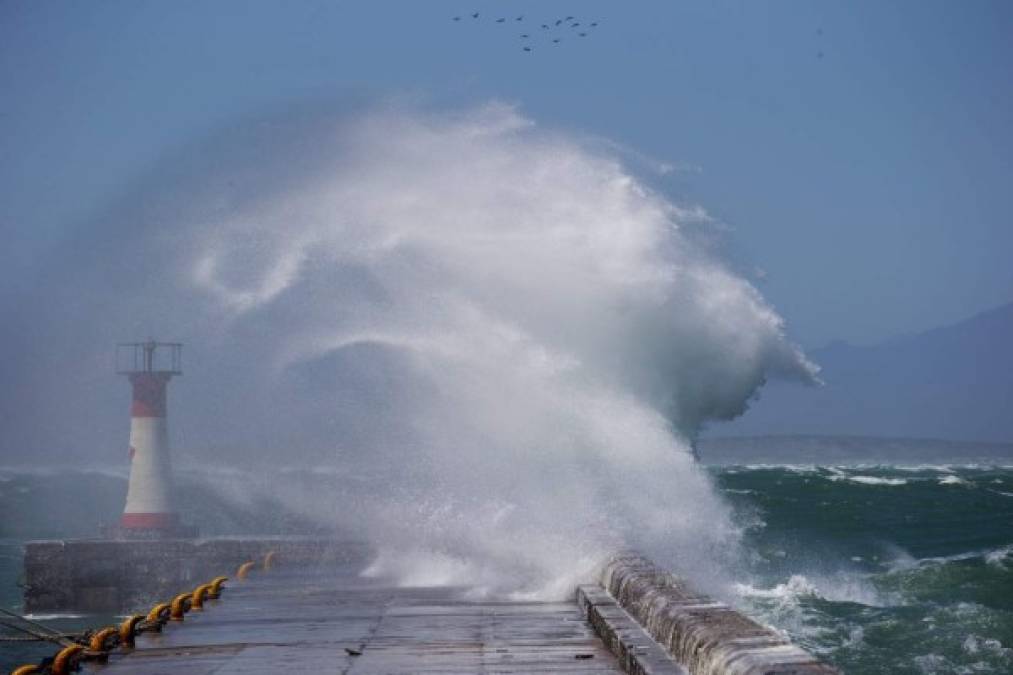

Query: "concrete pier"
<box><xmin>19</xmin><ymin>544</ymin><xmax>838</xmax><ymax>674</ymax></box>
<box><xmin>77</xmin><ymin>561</ymin><xmax>628</xmax><ymax>674</ymax></box>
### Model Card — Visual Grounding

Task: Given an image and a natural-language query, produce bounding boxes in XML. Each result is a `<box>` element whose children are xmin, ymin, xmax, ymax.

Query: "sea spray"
<box><xmin>2</xmin><ymin>102</ymin><xmax>816</xmax><ymax>597</ymax></box>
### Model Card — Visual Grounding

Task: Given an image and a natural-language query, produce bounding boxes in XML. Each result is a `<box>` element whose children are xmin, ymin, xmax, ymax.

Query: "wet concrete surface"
<box><xmin>85</xmin><ymin>559</ymin><xmax>623</xmax><ymax>674</ymax></box>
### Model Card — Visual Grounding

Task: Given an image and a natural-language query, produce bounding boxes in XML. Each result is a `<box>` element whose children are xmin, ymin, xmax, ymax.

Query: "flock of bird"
<box><xmin>452</xmin><ymin>12</ymin><xmax>601</xmax><ymax>52</ymax></box>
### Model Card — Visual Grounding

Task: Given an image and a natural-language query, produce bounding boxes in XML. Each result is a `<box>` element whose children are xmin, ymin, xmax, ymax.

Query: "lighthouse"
<box><xmin>116</xmin><ymin>340</ymin><xmax>193</xmax><ymax>538</ymax></box>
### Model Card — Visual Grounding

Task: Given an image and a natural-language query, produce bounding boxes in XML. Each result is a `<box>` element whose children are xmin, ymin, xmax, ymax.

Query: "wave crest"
<box><xmin>4</xmin><ymin>102</ymin><xmax>815</xmax><ymax>597</ymax></box>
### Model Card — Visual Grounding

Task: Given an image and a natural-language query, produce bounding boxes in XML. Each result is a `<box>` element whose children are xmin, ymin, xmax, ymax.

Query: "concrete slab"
<box><xmin>83</xmin><ymin>560</ymin><xmax>625</xmax><ymax>674</ymax></box>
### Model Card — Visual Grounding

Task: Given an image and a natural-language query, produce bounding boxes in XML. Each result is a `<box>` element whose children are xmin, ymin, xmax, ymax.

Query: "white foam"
<box><xmin>984</xmin><ymin>545</ymin><xmax>1012</xmax><ymax>568</ymax></box>
<box><xmin>888</xmin><ymin>544</ymin><xmax>1013</xmax><ymax>571</ymax></box>
<box><xmin>892</xmin><ymin>464</ymin><xmax>957</xmax><ymax>473</ymax></box>
<box><xmin>938</xmin><ymin>475</ymin><xmax>969</xmax><ymax>486</ymax></box>
<box><xmin>913</xmin><ymin>653</ymin><xmax>949</xmax><ymax>674</ymax></box>
<box><xmin>962</xmin><ymin>634</ymin><xmax>1012</xmax><ymax>659</ymax></box>
<box><xmin>827</xmin><ymin>473</ymin><xmax>908</xmax><ymax>486</ymax></box>
<box><xmin>735</xmin><ymin>464</ymin><xmax>819</xmax><ymax>473</ymax></box>
<box><xmin>842</xmin><ymin>625</ymin><xmax>864</xmax><ymax>648</ymax></box>
<box><xmin>734</xmin><ymin>573</ymin><xmax>884</xmax><ymax>607</ymax></box>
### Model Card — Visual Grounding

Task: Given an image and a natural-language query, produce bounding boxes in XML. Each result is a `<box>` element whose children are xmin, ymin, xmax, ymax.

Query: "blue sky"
<box><xmin>2</xmin><ymin>0</ymin><xmax>1011</xmax><ymax>347</ymax></box>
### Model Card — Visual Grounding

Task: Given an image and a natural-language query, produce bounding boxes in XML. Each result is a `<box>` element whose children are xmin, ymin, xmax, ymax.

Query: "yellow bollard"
<box><xmin>208</xmin><ymin>575</ymin><xmax>228</xmax><ymax>599</ymax></box>
<box><xmin>51</xmin><ymin>644</ymin><xmax>84</xmax><ymax>675</ymax></box>
<box><xmin>190</xmin><ymin>584</ymin><xmax>212</xmax><ymax>610</ymax></box>
<box><xmin>169</xmin><ymin>592</ymin><xmax>191</xmax><ymax>621</ymax></box>
<box><xmin>119</xmin><ymin>614</ymin><xmax>144</xmax><ymax>647</ymax></box>
<box><xmin>236</xmin><ymin>561</ymin><xmax>256</xmax><ymax>580</ymax></box>
<box><xmin>10</xmin><ymin>666</ymin><xmax>41</xmax><ymax>675</ymax></box>
<box><xmin>146</xmin><ymin>602</ymin><xmax>171</xmax><ymax>630</ymax></box>
<box><xmin>88</xmin><ymin>626</ymin><xmax>119</xmax><ymax>652</ymax></box>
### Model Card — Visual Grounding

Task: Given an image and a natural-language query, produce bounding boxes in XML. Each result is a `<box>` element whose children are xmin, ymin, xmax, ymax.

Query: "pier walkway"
<box><xmin>87</xmin><ymin>558</ymin><xmax>627</xmax><ymax>674</ymax></box>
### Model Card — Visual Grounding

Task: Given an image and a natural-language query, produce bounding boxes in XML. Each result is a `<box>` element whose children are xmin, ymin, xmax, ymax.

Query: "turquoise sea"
<box><xmin>2</xmin><ymin>461</ymin><xmax>1011</xmax><ymax>674</ymax></box>
<box><xmin>720</xmin><ymin>464</ymin><xmax>1013</xmax><ymax>674</ymax></box>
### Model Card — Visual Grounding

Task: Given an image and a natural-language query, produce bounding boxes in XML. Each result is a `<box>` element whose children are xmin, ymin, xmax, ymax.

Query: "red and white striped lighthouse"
<box><xmin>117</xmin><ymin>340</ymin><xmax>191</xmax><ymax>538</ymax></box>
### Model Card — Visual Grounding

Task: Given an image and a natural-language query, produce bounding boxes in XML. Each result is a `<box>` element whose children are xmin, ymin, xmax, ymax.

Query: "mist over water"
<box><xmin>2</xmin><ymin>102</ymin><xmax>815</xmax><ymax>597</ymax></box>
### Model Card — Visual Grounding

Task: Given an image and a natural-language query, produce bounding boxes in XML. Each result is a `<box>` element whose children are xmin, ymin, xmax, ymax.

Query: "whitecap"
<box><xmin>913</xmin><ymin>653</ymin><xmax>949</xmax><ymax>674</ymax></box>
<box><xmin>892</xmin><ymin>464</ymin><xmax>957</xmax><ymax>473</ymax></box>
<box><xmin>984</xmin><ymin>545</ymin><xmax>1013</xmax><ymax>568</ymax></box>
<box><xmin>734</xmin><ymin>573</ymin><xmax>884</xmax><ymax>607</ymax></box>
<box><xmin>842</xmin><ymin>625</ymin><xmax>864</xmax><ymax>648</ymax></box>
<box><xmin>938</xmin><ymin>475</ymin><xmax>969</xmax><ymax>486</ymax></box>
<box><xmin>895</xmin><ymin>547</ymin><xmax>1001</xmax><ymax>569</ymax></box>
<box><xmin>827</xmin><ymin>473</ymin><xmax>907</xmax><ymax>486</ymax></box>
<box><xmin>962</xmin><ymin>634</ymin><xmax>1012</xmax><ymax>659</ymax></box>
<box><xmin>738</xmin><ymin>464</ymin><xmax>818</xmax><ymax>473</ymax></box>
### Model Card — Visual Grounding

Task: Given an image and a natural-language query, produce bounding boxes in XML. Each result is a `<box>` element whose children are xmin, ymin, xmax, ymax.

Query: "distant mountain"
<box><xmin>708</xmin><ymin>301</ymin><xmax>1013</xmax><ymax>443</ymax></box>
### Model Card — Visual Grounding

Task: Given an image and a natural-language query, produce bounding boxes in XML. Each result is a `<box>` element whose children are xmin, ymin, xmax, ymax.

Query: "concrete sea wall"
<box><xmin>581</xmin><ymin>552</ymin><xmax>839</xmax><ymax>675</ymax></box>
<box><xmin>23</xmin><ymin>537</ymin><xmax>368</xmax><ymax>613</ymax></box>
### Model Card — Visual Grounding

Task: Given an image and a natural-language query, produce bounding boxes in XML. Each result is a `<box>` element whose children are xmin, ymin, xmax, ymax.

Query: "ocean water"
<box><xmin>717</xmin><ymin>464</ymin><xmax>1013</xmax><ymax>674</ymax></box>
<box><xmin>2</xmin><ymin>463</ymin><xmax>1011</xmax><ymax>674</ymax></box>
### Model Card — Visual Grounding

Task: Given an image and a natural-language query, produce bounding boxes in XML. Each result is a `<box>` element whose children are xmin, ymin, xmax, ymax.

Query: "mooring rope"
<box><xmin>7</xmin><ymin>550</ymin><xmax>271</xmax><ymax>673</ymax></box>
<box><xmin>0</xmin><ymin>607</ymin><xmax>73</xmax><ymax>641</ymax></box>
<box><xmin>0</xmin><ymin>606</ymin><xmax>82</xmax><ymax>651</ymax></box>
<box><xmin>0</xmin><ymin>632</ymin><xmax>80</xmax><ymax>642</ymax></box>
<box><xmin>0</xmin><ymin>618</ymin><xmax>76</xmax><ymax>647</ymax></box>
<box><xmin>0</xmin><ymin>635</ymin><xmax>48</xmax><ymax>642</ymax></box>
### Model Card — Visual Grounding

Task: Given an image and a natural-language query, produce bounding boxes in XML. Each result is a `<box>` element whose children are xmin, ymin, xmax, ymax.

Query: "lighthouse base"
<box><xmin>103</xmin><ymin>512</ymin><xmax>198</xmax><ymax>539</ymax></box>
<box><xmin>103</xmin><ymin>521</ymin><xmax>200</xmax><ymax>540</ymax></box>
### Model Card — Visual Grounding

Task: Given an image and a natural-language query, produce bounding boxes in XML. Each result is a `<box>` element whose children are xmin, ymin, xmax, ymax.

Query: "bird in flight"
<box><xmin>454</xmin><ymin>11</ymin><xmax>603</xmax><ymax>54</ymax></box>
